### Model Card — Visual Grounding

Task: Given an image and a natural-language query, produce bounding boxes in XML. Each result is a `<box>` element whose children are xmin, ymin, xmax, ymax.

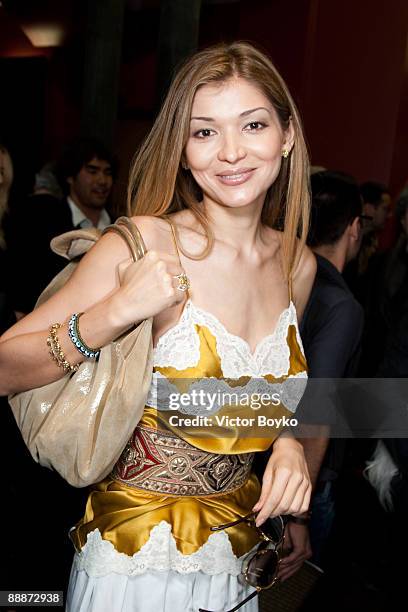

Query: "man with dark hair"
<box><xmin>297</xmin><ymin>171</ymin><xmax>364</xmax><ymax>566</ymax></box>
<box><xmin>6</xmin><ymin>138</ymin><xmax>115</xmax><ymax>316</ymax></box>
<box><xmin>57</xmin><ymin>138</ymin><xmax>117</xmax><ymax>229</ymax></box>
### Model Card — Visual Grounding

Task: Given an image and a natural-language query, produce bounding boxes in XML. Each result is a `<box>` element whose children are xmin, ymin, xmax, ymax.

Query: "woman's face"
<box><xmin>185</xmin><ymin>77</ymin><xmax>294</xmax><ymax>212</ymax></box>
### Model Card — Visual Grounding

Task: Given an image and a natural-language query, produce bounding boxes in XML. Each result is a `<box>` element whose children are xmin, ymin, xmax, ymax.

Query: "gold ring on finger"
<box><xmin>173</xmin><ymin>272</ymin><xmax>190</xmax><ymax>292</ymax></box>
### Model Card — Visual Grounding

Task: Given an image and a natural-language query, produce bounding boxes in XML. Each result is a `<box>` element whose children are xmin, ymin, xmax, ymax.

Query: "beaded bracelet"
<box><xmin>68</xmin><ymin>313</ymin><xmax>101</xmax><ymax>359</ymax></box>
<box><xmin>47</xmin><ymin>323</ymin><xmax>80</xmax><ymax>373</ymax></box>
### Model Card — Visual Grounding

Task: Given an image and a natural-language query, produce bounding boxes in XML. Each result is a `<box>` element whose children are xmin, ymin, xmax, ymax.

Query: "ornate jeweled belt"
<box><xmin>111</xmin><ymin>424</ymin><xmax>254</xmax><ymax>496</ymax></box>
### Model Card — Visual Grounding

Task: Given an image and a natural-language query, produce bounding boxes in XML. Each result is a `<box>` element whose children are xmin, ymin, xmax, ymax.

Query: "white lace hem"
<box><xmin>73</xmin><ymin>522</ymin><xmax>243</xmax><ymax>578</ymax></box>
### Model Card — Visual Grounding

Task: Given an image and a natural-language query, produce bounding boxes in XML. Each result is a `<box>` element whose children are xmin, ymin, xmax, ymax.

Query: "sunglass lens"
<box><xmin>245</xmin><ymin>548</ymin><xmax>279</xmax><ymax>589</ymax></box>
<box><xmin>260</xmin><ymin>516</ymin><xmax>284</xmax><ymax>542</ymax></box>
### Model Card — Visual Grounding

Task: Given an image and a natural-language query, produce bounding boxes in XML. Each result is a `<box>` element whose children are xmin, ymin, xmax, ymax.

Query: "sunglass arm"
<box><xmin>198</xmin><ymin>587</ymin><xmax>259</xmax><ymax>612</ymax></box>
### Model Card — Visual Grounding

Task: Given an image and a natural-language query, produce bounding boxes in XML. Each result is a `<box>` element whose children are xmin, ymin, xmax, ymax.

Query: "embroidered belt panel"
<box><xmin>111</xmin><ymin>425</ymin><xmax>254</xmax><ymax>496</ymax></box>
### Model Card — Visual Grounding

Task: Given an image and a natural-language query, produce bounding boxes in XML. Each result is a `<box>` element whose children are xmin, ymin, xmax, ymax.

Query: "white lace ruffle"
<box><xmin>153</xmin><ymin>299</ymin><xmax>303</xmax><ymax>378</ymax></box>
<box><xmin>73</xmin><ymin>522</ymin><xmax>242</xmax><ymax>577</ymax></box>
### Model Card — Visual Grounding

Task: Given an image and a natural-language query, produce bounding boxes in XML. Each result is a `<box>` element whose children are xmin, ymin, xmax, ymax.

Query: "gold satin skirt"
<box><xmin>71</xmin><ymin>472</ymin><xmax>261</xmax><ymax>559</ymax></box>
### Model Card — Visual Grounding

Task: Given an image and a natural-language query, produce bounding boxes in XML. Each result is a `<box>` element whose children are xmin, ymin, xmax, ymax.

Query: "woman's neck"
<box><xmin>201</xmin><ymin>197</ymin><xmax>267</xmax><ymax>256</ymax></box>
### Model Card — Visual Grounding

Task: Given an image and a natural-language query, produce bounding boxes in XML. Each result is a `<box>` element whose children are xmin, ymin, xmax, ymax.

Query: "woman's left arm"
<box><xmin>252</xmin><ymin>246</ymin><xmax>317</xmax><ymax>527</ymax></box>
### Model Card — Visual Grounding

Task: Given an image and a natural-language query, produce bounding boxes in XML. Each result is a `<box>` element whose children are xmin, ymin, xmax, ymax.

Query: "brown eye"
<box><xmin>195</xmin><ymin>129</ymin><xmax>213</xmax><ymax>138</ymax></box>
<box><xmin>248</xmin><ymin>121</ymin><xmax>265</xmax><ymax>131</ymax></box>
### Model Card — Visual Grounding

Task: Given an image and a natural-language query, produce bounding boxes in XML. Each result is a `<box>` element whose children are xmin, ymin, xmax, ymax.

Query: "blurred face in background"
<box><xmin>400</xmin><ymin>207</ymin><xmax>408</xmax><ymax>238</ymax></box>
<box><xmin>0</xmin><ymin>147</ymin><xmax>13</xmax><ymax>192</ymax></box>
<box><xmin>0</xmin><ymin>150</ymin><xmax>4</xmax><ymax>188</ymax></box>
<box><xmin>68</xmin><ymin>157</ymin><xmax>113</xmax><ymax>210</ymax></box>
<box><xmin>0</xmin><ymin>147</ymin><xmax>14</xmax><ymax>214</ymax></box>
<box><xmin>363</xmin><ymin>192</ymin><xmax>391</xmax><ymax>232</ymax></box>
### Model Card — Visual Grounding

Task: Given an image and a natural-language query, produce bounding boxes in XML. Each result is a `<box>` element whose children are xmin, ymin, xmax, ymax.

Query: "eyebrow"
<box><xmin>190</xmin><ymin>106</ymin><xmax>272</xmax><ymax>121</ymax></box>
<box><xmin>85</xmin><ymin>163</ymin><xmax>111</xmax><ymax>171</ymax></box>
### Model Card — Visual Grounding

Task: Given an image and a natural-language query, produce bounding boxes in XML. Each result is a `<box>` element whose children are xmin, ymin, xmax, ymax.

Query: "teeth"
<box><xmin>223</xmin><ymin>174</ymin><xmax>244</xmax><ymax>180</ymax></box>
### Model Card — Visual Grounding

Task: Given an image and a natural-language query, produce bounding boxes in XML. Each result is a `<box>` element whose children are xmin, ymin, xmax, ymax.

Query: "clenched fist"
<box><xmin>115</xmin><ymin>250</ymin><xmax>187</xmax><ymax>326</ymax></box>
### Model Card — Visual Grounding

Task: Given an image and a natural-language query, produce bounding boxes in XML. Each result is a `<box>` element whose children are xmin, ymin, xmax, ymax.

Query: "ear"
<box><xmin>180</xmin><ymin>153</ymin><xmax>189</xmax><ymax>171</ymax></box>
<box><xmin>363</xmin><ymin>202</ymin><xmax>375</xmax><ymax>216</ymax></box>
<box><xmin>67</xmin><ymin>176</ymin><xmax>74</xmax><ymax>187</ymax></box>
<box><xmin>349</xmin><ymin>216</ymin><xmax>360</xmax><ymax>241</ymax></box>
<box><xmin>282</xmin><ymin>117</ymin><xmax>295</xmax><ymax>154</ymax></box>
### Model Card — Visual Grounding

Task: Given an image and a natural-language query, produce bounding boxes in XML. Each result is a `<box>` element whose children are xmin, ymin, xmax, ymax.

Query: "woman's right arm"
<box><xmin>0</xmin><ymin>219</ymin><xmax>183</xmax><ymax>395</ymax></box>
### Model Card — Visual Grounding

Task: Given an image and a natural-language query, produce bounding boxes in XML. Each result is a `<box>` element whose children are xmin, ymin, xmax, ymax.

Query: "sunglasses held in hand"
<box><xmin>199</xmin><ymin>512</ymin><xmax>287</xmax><ymax>612</ymax></box>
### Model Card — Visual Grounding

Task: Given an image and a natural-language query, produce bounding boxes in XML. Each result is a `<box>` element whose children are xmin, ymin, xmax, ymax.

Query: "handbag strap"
<box><xmin>102</xmin><ymin>216</ymin><xmax>147</xmax><ymax>262</ymax></box>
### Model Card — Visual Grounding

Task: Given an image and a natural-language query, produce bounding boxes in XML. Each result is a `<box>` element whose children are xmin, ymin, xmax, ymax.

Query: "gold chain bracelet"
<box><xmin>47</xmin><ymin>323</ymin><xmax>80</xmax><ymax>373</ymax></box>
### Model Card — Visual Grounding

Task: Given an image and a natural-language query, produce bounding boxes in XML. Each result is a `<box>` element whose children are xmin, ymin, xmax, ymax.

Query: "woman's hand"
<box><xmin>113</xmin><ymin>250</ymin><xmax>186</xmax><ymax>327</ymax></box>
<box><xmin>252</xmin><ymin>436</ymin><xmax>311</xmax><ymax>527</ymax></box>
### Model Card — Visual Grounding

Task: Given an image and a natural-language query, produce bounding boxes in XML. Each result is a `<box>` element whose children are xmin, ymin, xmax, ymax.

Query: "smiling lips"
<box><xmin>216</xmin><ymin>168</ymin><xmax>256</xmax><ymax>186</ymax></box>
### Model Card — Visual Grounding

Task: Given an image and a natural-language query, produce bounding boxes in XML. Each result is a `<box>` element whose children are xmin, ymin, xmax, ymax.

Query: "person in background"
<box><xmin>299</xmin><ymin>171</ymin><xmax>364</xmax><ymax>567</ymax></box>
<box><xmin>33</xmin><ymin>161</ymin><xmax>64</xmax><ymax>200</ymax></box>
<box><xmin>344</xmin><ymin>181</ymin><xmax>390</xmax><ymax>305</ymax></box>
<box><xmin>379</xmin><ymin>188</ymin><xmax>408</xmax><ymax>325</ymax></box>
<box><xmin>356</xmin><ymin>186</ymin><xmax>406</xmax><ymax>376</ymax></box>
<box><xmin>5</xmin><ymin>138</ymin><xmax>116</xmax><ymax>317</ymax></box>
<box><xmin>358</xmin><ymin>181</ymin><xmax>391</xmax><ymax>276</ymax></box>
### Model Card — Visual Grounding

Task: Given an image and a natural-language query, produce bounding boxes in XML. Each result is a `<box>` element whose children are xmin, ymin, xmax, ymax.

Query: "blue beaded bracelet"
<box><xmin>68</xmin><ymin>313</ymin><xmax>101</xmax><ymax>359</ymax></box>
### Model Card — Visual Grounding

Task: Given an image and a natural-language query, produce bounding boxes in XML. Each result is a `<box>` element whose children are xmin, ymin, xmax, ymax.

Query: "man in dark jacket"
<box><xmin>299</xmin><ymin>172</ymin><xmax>364</xmax><ymax>565</ymax></box>
<box><xmin>5</xmin><ymin>138</ymin><xmax>116</xmax><ymax>316</ymax></box>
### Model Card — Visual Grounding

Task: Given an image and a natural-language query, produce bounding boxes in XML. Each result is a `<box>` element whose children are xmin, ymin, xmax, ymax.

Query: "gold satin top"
<box><xmin>71</xmin><ymin>298</ymin><xmax>307</xmax><ymax>560</ymax></box>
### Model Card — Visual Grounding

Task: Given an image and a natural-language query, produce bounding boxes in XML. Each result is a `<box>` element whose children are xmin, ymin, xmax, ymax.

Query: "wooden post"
<box><xmin>80</xmin><ymin>0</ymin><xmax>125</xmax><ymax>148</ymax></box>
<box><xmin>156</xmin><ymin>0</ymin><xmax>202</xmax><ymax>107</ymax></box>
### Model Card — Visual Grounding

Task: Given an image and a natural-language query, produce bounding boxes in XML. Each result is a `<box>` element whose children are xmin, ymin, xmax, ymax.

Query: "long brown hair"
<box><xmin>127</xmin><ymin>41</ymin><xmax>310</xmax><ymax>279</ymax></box>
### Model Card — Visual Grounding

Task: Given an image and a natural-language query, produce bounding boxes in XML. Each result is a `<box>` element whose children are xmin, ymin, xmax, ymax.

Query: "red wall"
<box><xmin>2</xmin><ymin>0</ymin><xmax>408</xmax><ymax>211</ymax></box>
<box><xmin>238</xmin><ymin>0</ymin><xmax>408</xmax><ymax>193</ymax></box>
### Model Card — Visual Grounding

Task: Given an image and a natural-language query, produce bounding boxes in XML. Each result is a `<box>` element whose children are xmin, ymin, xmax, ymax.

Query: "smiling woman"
<box><xmin>0</xmin><ymin>42</ymin><xmax>315</xmax><ymax>612</ymax></box>
<box><xmin>128</xmin><ymin>42</ymin><xmax>310</xmax><ymax>278</ymax></box>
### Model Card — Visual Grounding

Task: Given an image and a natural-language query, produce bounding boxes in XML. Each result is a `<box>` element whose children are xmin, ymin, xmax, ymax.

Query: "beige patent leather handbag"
<box><xmin>8</xmin><ymin>217</ymin><xmax>153</xmax><ymax>488</ymax></box>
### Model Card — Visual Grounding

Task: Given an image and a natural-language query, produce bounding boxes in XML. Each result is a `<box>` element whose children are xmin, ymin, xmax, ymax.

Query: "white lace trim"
<box><xmin>153</xmin><ymin>299</ymin><xmax>303</xmax><ymax>378</ymax></box>
<box><xmin>73</xmin><ymin>522</ymin><xmax>242</xmax><ymax>577</ymax></box>
<box><xmin>146</xmin><ymin>370</ymin><xmax>307</xmax><ymax>415</ymax></box>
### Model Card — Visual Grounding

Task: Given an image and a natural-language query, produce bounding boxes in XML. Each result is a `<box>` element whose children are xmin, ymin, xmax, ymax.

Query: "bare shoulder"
<box><xmin>292</xmin><ymin>244</ymin><xmax>316</xmax><ymax>321</ymax></box>
<box><xmin>129</xmin><ymin>215</ymin><xmax>171</xmax><ymax>251</ymax></box>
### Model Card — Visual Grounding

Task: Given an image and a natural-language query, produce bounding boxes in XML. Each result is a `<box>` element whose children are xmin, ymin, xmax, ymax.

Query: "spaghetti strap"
<box><xmin>163</xmin><ymin>216</ymin><xmax>191</xmax><ymax>298</ymax></box>
<box><xmin>288</xmin><ymin>275</ymin><xmax>293</xmax><ymax>304</ymax></box>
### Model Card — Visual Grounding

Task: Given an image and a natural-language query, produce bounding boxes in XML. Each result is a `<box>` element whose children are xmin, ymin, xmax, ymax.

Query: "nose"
<box><xmin>217</xmin><ymin>130</ymin><xmax>246</xmax><ymax>164</ymax></box>
<box><xmin>96</xmin><ymin>171</ymin><xmax>109</xmax><ymax>186</ymax></box>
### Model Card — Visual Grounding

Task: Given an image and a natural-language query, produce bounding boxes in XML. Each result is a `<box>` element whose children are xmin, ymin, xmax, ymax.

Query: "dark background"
<box><xmin>1</xmin><ymin>0</ymin><xmax>408</xmax><ymax>245</ymax></box>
